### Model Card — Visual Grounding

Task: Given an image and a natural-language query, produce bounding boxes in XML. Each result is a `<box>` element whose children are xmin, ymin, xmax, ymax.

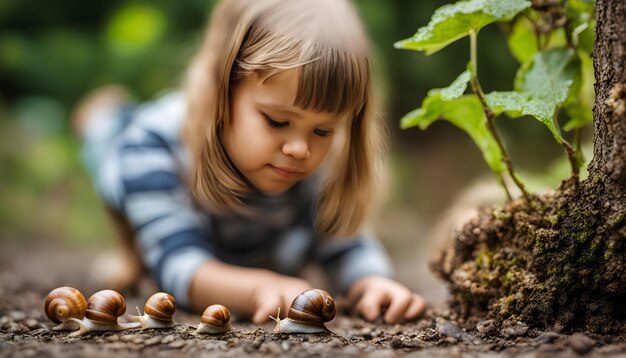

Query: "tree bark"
<box><xmin>590</xmin><ymin>0</ymin><xmax>626</xmax><ymax>193</ymax></box>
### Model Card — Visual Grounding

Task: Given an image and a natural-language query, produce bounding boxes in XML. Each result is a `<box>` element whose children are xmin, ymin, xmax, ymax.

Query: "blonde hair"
<box><xmin>183</xmin><ymin>0</ymin><xmax>385</xmax><ymax>236</ymax></box>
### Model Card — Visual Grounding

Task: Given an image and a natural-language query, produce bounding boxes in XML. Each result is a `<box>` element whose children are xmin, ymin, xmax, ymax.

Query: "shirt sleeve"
<box><xmin>97</xmin><ymin>110</ymin><xmax>213</xmax><ymax>308</ymax></box>
<box><xmin>313</xmin><ymin>230</ymin><xmax>394</xmax><ymax>295</ymax></box>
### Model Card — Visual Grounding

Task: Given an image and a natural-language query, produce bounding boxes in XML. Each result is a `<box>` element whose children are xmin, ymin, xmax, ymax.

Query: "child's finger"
<box><xmin>383</xmin><ymin>291</ymin><xmax>413</xmax><ymax>324</ymax></box>
<box><xmin>403</xmin><ymin>293</ymin><xmax>426</xmax><ymax>321</ymax></box>
<box><xmin>345</xmin><ymin>278</ymin><xmax>368</xmax><ymax>305</ymax></box>
<box><xmin>356</xmin><ymin>290</ymin><xmax>386</xmax><ymax>321</ymax></box>
<box><xmin>253</xmin><ymin>295</ymin><xmax>282</xmax><ymax>324</ymax></box>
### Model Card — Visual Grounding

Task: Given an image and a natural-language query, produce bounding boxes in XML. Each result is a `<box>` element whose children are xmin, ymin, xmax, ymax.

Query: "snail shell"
<box><xmin>127</xmin><ymin>292</ymin><xmax>176</xmax><ymax>329</ymax></box>
<box><xmin>194</xmin><ymin>304</ymin><xmax>231</xmax><ymax>334</ymax></box>
<box><xmin>44</xmin><ymin>287</ymin><xmax>87</xmax><ymax>331</ymax></box>
<box><xmin>68</xmin><ymin>289</ymin><xmax>136</xmax><ymax>336</ymax></box>
<box><xmin>271</xmin><ymin>289</ymin><xmax>335</xmax><ymax>334</ymax></box>
<box><xmin>144</xmin><ymin>292</ymin><xmax>176</xmax><ymax>321</ymax></box>
<box><xmin>85</xmin><ymin>289</ymin><xmax>126</xmax><ymax>323</ymax></box>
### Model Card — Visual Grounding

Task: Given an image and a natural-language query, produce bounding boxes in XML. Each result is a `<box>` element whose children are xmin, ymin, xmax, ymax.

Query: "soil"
<box><xmin>1</xmin><ymin>239</ymin><xmax>625</xmax><ymax>357</ymax></box>
<box><xmin>431</xmin><ymin>185</ymin><xmax>626</xmax><ymax>335</ymax></box>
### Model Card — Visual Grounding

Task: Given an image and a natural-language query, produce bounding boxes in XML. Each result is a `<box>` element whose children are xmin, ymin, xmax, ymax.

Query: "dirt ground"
<box><xmin>1</xmin><ymin>239</ymin><xmax>625</xmax><ymax>357</ymax></box>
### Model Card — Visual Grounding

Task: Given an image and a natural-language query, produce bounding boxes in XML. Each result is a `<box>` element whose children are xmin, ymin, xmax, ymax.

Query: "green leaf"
<box><xmin>440</xmin><ymin>70</ymin><xmax>471</xmax><ymax>99</ymax></box>
<box><xmin>401</xmin><ymin>90</ymin><xmax>505</xmax><ymax>173</ymax></box>
<box><xmin>400</xmin><ymin>94</ymin><xmax>445</xmax><ymax>130</ymax></box>
<box><xmin>507</xmin><ymin>18</ymin><xmax>538</xmax><ymax>63</ymax></box>
<box><xmin>514</xmin><ymin>47</ymin><xmax>580</xmax><ymax>102</ymax></box>
<box><xmin>442</xmin><ymin>95</ymin><xmax>505</xmax><ymax>174</ymax></box>
<box><xmin>401</xmin><ymin>70</ymin><xmax>471</xmax><ymax>129</ymax></box>
<box><xmin>395</xmin><ymin>0</ymin><xmax>531</xmax><ymax>54</ymax></box>
<box><xmin>486</xmin><ymin>91</ymin><xmax>565</xmax><ymax>143</ymax></box>
<box><xmin>487</xmin><ymin>48</ymin><xmax>582</xmax><ymax>144</ymax></box>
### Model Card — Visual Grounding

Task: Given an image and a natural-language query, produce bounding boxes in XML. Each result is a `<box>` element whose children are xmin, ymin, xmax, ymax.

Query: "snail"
<box><xmin>270</xmin><ymin>289</ymin><xmax>336</xmax><ymax>334</ymax></box>
<box><xmin>127</xmin><ymin>292</ymin><xmax>176</xmax><ymax>329</ymax></box>
<box><xmin>68</xmin><ymin>289</ymin><xmax>138</xmax><ymax>336</ymax></box>
<box><xmin>194</xmin><ymin>304</ymin><xmax>232</xmax><ymax>334</ymax></box>
<box><xmin>44</xmin><ymin>287</ymin><xmax>87</xmax><ymax>331</ymax></box>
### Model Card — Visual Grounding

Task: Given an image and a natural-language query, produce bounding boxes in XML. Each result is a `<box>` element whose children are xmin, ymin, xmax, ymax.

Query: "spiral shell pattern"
<box><xmin>44</xmin><ymin>287</ymin><xmax>87</xmax><ymax>324</ymax></box>
<box><xmin>144</xmin><ymin>292</ymin><xmax>176</xmax><ymax>321</ymax></box>
<box><xmin>288</xmin><ymin>289</ymin><xmax>335</xmax><ymax>324</ymax></box>
<box><xmin>201</xmin><ymin>304</ymin><xmax>230</xmax><ymax>328</ymax></box>
<box><xmin>85</xmin><ymin>289</ymin><xmax>126</xmax><ymax>324</ymax></box>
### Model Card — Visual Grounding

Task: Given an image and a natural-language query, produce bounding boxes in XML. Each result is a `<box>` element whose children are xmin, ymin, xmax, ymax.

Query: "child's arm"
<box><xmin>316</xmin><ymin>233</ymin><xmax>425</xmax><ymax>323</ymax></box>
<box><xmin>189</xmin><ymin>261</ymin><xmax>313</xmax><ymax>324</ymax></box>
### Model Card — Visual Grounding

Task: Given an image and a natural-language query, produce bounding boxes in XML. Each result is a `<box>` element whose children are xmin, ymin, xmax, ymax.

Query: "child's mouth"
<box><xmin>268</xmin><ymin>164</ymin><xmax>303</xmax><ymax>179</ymax></box>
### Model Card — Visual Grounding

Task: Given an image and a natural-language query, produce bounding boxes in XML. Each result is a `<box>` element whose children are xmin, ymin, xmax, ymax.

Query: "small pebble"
<box><xmin>162</xmin><ymin>334</ymin><xmax>176</xmax><ymax>344</ymax></box>
<box><xmin>280</xmin><ymin>341</ymin><xmax>291</xmax><ymax>351</ymax></box>
<box><xmin>24</xmin><ymin>319</ymin><xmax>40</xmax><ymax>330</ymax></box>
<box><xmin>436</xmin><ymin>318</ymin><xmax>479</xmax><ymax>344</ymax></box>
<box><xmin>108</xmin><ymin>342</ymin><xmax>127</xmax><ymax>350</ymax></box>
<box><xmin>500</xmin><ymin>321</ymin><xmax>528</xmax><ymax>338</ymax></box>
<box><xmin>144</xmin><ymin>336</ymin><xmax>161</xmax><ymax>346</ymax></box>
<box><xmin>328</xmin><ymin>337</ymin><xmax>344</xmax><ymax>348</ymax></box>
<box><xmin>169</xmin><ymin>340</ymin><xmax>186</xmax><ymax>348</ymax></box>
<box><xmin>569</xmin><ymin>333</ymin><xmax>595</xmax><ymax>354</ymax></box>
<box><xmin>360</xmin><ymin>327</ymin><xmax>373</xmax><ymax>337</ymax></box>
<box><xmin>260</xmin><ymin>342</ymin><xmax>282</xmax><ymax>355</ymax></box>
<box><xmin>106</xmin><ymin>335</ymin><xmax>120</xmax><ymax>342</ymax></box>
<box><xmin>534</xmin><ymin>331</ymin><xmax>560</xmax><ymax>344</ymax></box>
<box><xmin>132</xmin><ymin>337</ymin><xmax>144</xmax><ymax>344</ymax></box>
<box><xmin>8</xmin><ymin>322</ymin><xmax>26</xmax><ymax>333</ymax></box>
<box><xmin>252</xmin><ymin>338</ymin><xmax>263</xmax><ymax>349</ymax></box>
<box><xmin>121</xmin><ymin>334</ymin><xmax>141</xmax><ymax>342</ymax></box>
<box><xmin>9</xmin><ymin>311</ymin><xmax>26</xmax><ymax>321</ymax></box>
<box><xmin>390</xmin><ymin>336</ymin><xmax>404</xmax><ymax>349</ymax></box>
<box><xmin>476</xmin><ymin>319</ymin><xmax>497</xmax><ymax>335</ymax></box>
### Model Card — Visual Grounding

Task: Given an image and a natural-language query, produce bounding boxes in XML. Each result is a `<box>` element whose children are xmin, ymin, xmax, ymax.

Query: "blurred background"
<box><xmin>0</xmin><ymin>0</ymin><xmax>591</xmax><ymax>303</ymax></box>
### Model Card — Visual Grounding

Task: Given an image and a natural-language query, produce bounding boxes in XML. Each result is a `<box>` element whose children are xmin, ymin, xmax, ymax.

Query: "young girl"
<box><xmin>74</xmin><ymin>0</ymin><xmax>425</xmax><ymax>325</ymax></box>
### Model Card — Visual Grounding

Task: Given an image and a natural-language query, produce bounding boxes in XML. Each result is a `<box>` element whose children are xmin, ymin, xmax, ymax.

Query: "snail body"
<box><xmin>270</xmin><ymin>289</ymin><xmax>335</xmax><ymax>334</ymax></box>
<box><xmin>194</xmin><ymin>304</ymin><xmax>231</xmax><ymax>334</ymax></box>
<box><xmin>44</xmin><ymin>287</ymin><xmax>87</xmax><ymax>331</ymax></box>
<box><xmin>68</xmin><ymin>289</ymin><xmax>138</xmax><ymax>336</ymax></box>
<box><xmin>127</xmin><ymin>292</ymin><xmax>176</xmax><ymax>329</ymax></box>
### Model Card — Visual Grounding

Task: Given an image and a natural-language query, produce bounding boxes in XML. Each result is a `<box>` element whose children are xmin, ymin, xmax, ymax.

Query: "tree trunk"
<box><xmin>431</xmin><ymin>0</ymin><xmax>626</xmax><ymax>334</ymax></box>
<box><xmin>590</xmin><ymin>0</ymin><xmax>626</xmax><ymax>192</ymax></box>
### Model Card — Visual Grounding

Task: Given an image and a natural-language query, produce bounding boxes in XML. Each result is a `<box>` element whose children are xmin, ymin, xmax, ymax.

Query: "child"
<box><xmin>74</xmin><ymin>0</ymin><xmax>425</xmax><ymax>324</ymax></box>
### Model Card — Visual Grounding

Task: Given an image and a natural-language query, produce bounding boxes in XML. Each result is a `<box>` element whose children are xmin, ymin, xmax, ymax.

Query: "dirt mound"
<box><xmin>432</xmin><ymin>182</ymin><xmax>626</xmax><ymax>334</ymax></box>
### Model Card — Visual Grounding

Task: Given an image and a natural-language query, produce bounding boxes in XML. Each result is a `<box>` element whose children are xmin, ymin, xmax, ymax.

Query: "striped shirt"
<box><xmin>85</xmin><ymin>91</ymin><xmax>394</xmax><ymax>308</ymax></box>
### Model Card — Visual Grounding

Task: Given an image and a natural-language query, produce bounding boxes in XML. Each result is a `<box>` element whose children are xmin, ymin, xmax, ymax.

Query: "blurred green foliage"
<box><xmin>0</xmin><ymin>0</ymin><xmax>584</xmax><ymax>244</ymax></box>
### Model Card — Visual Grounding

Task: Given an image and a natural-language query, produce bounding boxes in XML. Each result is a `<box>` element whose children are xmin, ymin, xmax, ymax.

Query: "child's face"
<box><xmin>222</xmin><ymin>69</ymin><xmax>348</xmax><ymax>194</ymax></box>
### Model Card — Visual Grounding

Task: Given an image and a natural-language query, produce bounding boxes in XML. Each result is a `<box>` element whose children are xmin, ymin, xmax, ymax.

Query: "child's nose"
<box><xmin>282</xmin><ymin>138</ymin><xmax>310</xmax><ymax>159</ymax></box>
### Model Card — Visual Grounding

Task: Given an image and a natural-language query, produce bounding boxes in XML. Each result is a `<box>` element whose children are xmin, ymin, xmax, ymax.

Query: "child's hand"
<box><xmin>251</xmin><ymin>272</ymin><xmax>313</xmax><ymax>324</ymax></box>
<box><xmin>346</xmin><ymin>275</ymin><xmax>425</xmax><ymax>324</ymax></box>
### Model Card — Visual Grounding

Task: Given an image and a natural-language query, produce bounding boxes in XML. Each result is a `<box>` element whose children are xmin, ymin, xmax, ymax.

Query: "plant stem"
<box><xmin>469</xmin><ymin>30</ymin><xmax>530</xmax><ymax>202</ymax></box>
<box><xmin>563</xmin><ymin>140</ymin><xmax>580</xmax><ymax>185</ymax></box>
<box><xmin>552</xmin><ymin>114</ymin><xmax>580</xmax><ymax>187</ymax></box>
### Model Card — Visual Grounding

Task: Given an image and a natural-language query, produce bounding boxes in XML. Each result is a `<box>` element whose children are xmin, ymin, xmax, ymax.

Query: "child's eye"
<box><xmin>314</xmin><ymin>128</ymin><xmax>332</xmax><ymax>137</ymax></box>
<box><xmin>264</xmin><ymin>114</ymin><xmax>288</xmax><ymax>128</ymax></box>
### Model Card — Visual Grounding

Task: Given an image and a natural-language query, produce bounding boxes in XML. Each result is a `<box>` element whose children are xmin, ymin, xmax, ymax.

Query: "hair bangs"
<box><xmin>235</xmin><ymin>27</ymin><xmax>369</xmax><ymax>117</ymax></box>
<box><xmin>294</xmin><ymin>45</ymin><xmax>369</xmax><ymax>116</ymax></box>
